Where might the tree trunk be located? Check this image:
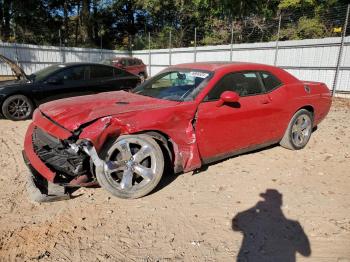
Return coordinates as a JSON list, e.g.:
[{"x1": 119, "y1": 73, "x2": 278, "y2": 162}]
[
  {"x1": 63, "y1": 1, "x2": 69, "y2": 45},
  {"x1": 75, "y1": 2, "x2": 80, "y2": 46},
  {"x1": 1, "y1": 0, "x2": 11, "y2": 40},
  {"x1": 81, "y1": 0, "x2": 91, "y2": 45}
]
